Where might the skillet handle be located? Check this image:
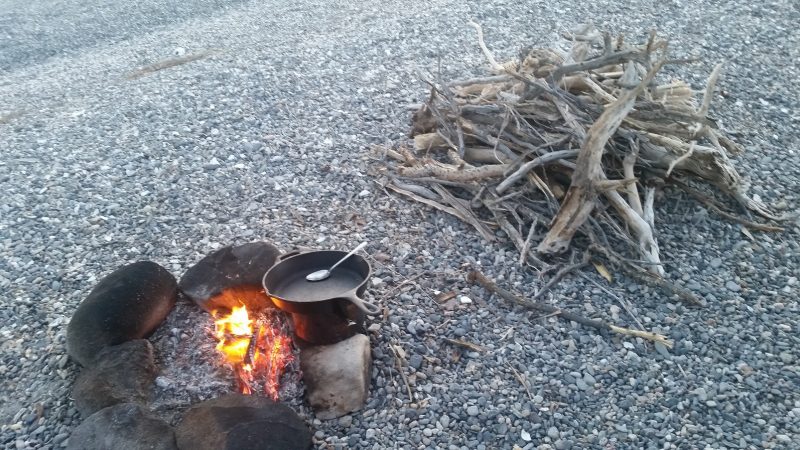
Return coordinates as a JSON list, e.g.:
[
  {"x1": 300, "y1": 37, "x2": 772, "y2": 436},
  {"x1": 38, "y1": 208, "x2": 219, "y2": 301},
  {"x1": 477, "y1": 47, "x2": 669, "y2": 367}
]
[{"x1": 345, "y1": 293, "x2": 381, "y2": 315}]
